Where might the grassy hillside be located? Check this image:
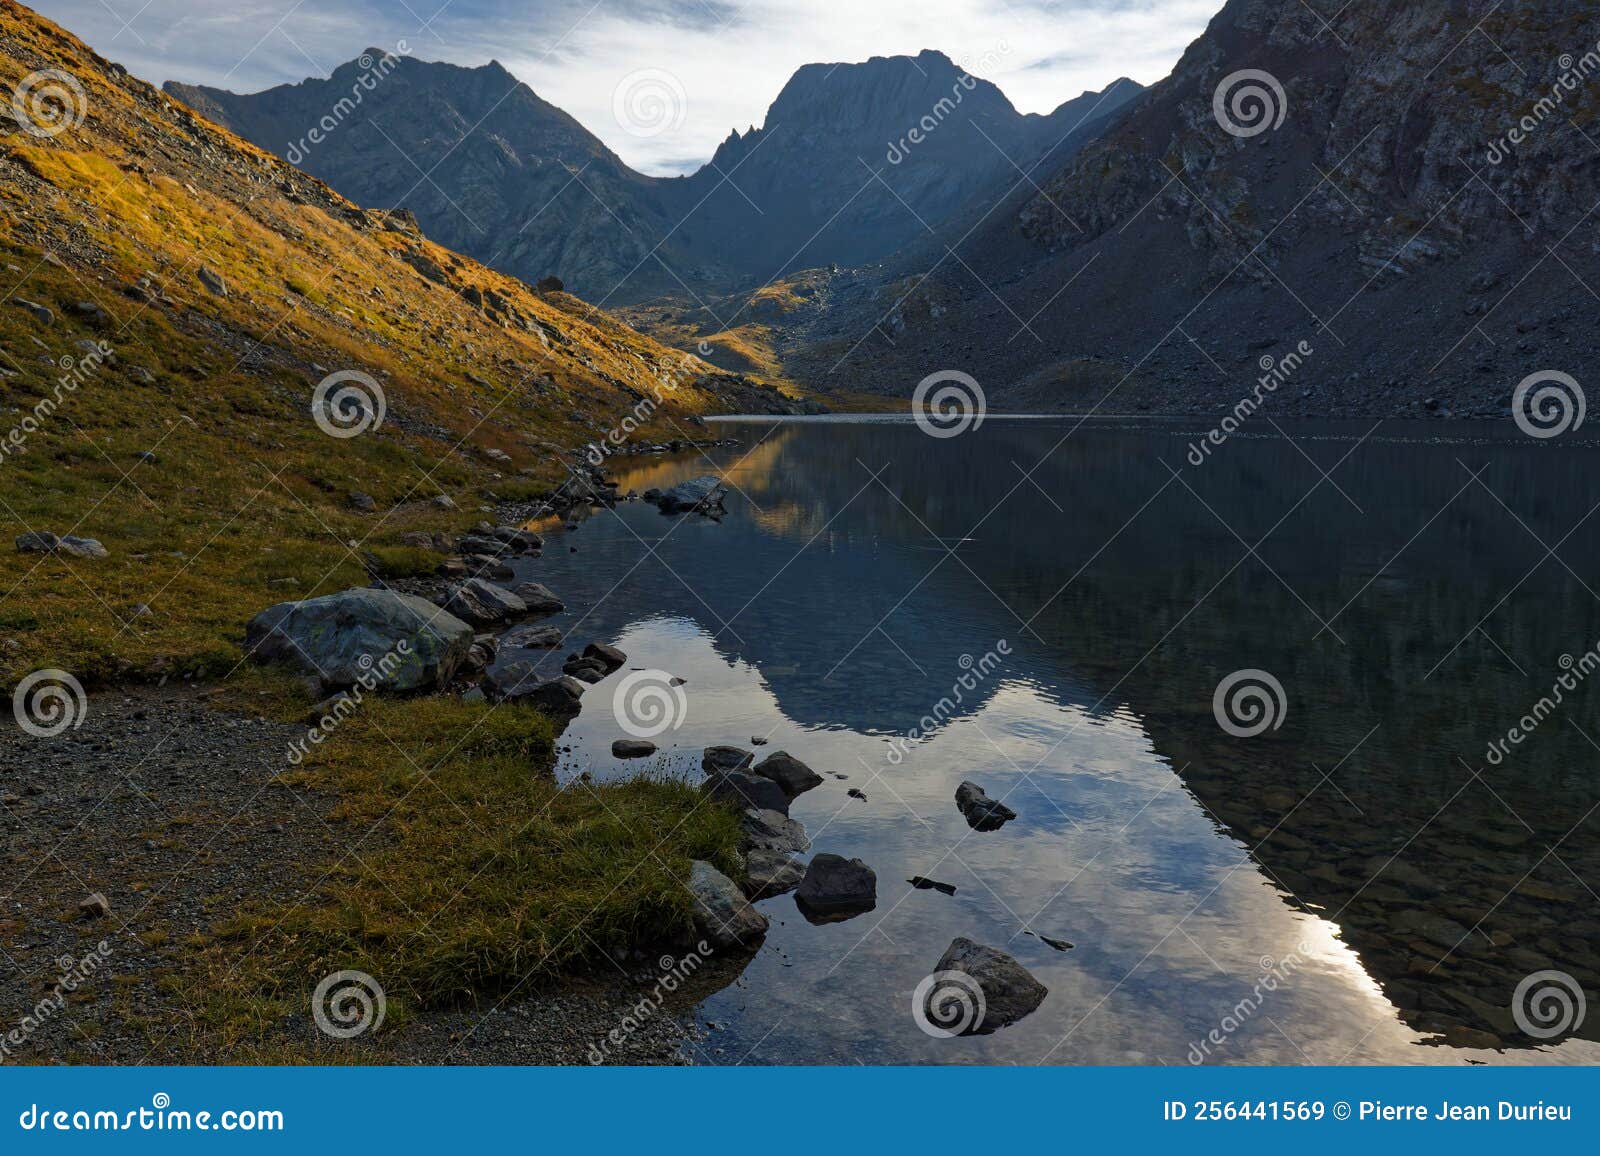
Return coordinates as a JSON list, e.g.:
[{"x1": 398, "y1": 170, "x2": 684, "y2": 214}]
[{"x1": 0, "y1": 0, "x2": 788, "y2": 687}]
